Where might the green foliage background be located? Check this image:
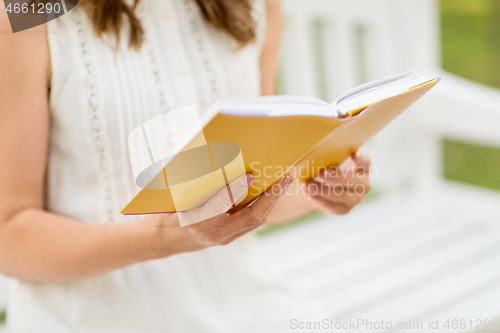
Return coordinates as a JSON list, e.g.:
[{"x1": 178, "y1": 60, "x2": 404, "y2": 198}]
[
  {"x1": 441, "y1": 0, "x2": 500, "y2": 191},
  {"x1": 441, "y1": 0, "x2": 500, "y2": 88}
]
